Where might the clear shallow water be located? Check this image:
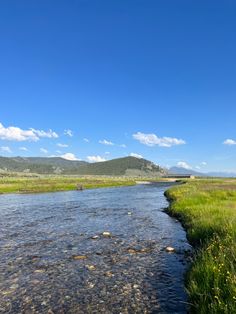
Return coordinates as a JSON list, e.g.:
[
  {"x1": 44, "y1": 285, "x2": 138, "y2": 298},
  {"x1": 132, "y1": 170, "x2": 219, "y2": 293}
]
[{"x1": 0, "y1": 183, "x2": 191, "y2": 313}]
